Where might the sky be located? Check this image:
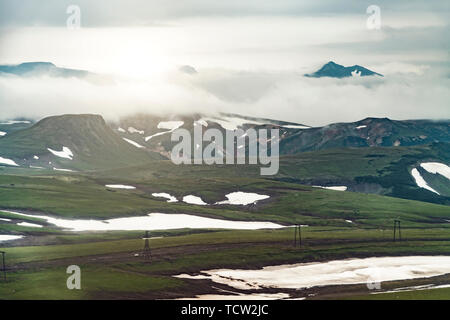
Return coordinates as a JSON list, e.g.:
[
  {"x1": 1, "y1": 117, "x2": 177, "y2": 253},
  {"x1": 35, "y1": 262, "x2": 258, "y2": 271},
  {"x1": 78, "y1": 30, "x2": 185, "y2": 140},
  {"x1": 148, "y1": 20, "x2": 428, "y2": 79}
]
[{"x1": 0, "y1": 0, "x2": 448, "y2": 125}]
